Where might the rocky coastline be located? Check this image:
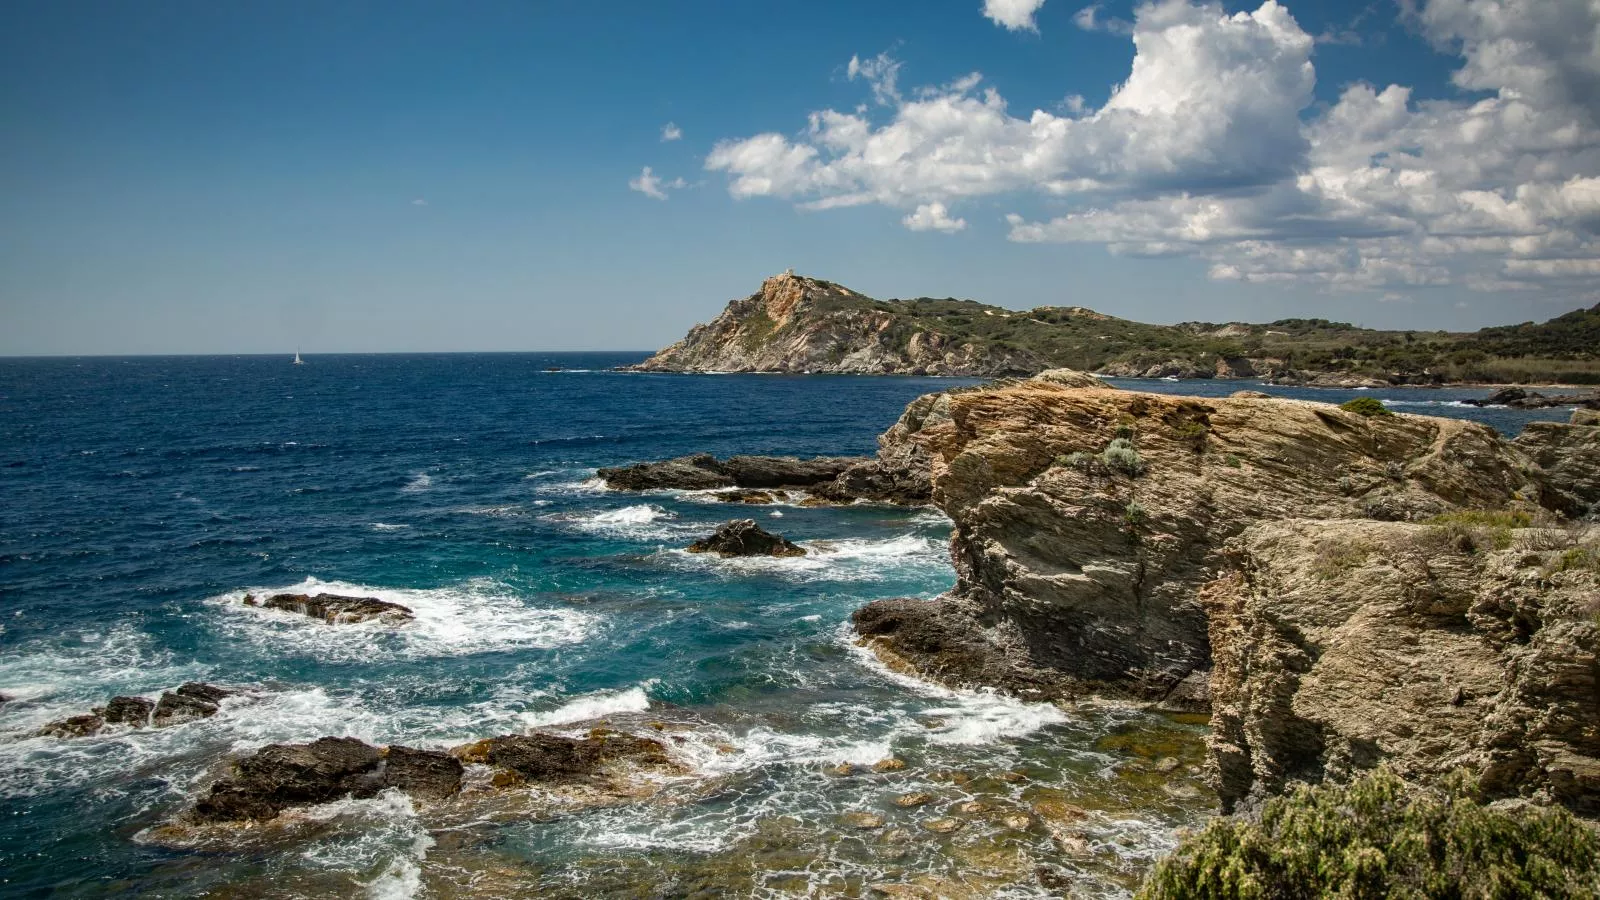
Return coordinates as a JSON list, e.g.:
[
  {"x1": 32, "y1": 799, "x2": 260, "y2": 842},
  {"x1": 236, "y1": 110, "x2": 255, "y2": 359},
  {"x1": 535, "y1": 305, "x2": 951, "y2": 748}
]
[{"x1": 610, "y1": 369, "x2": 1599, "y2": 826}]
